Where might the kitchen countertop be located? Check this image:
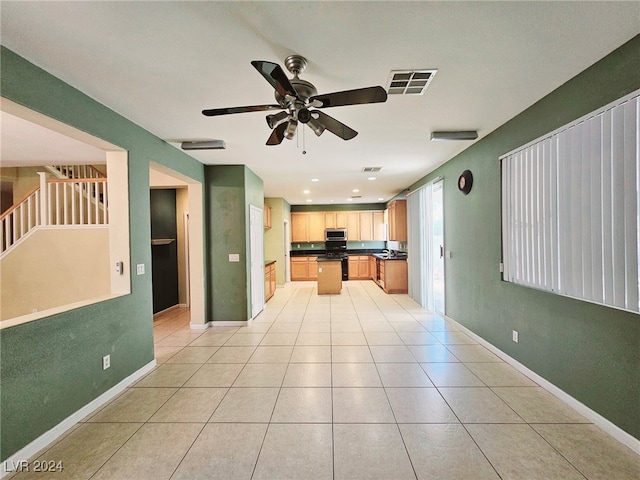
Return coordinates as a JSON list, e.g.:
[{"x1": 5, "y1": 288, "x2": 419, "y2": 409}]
[
  {"x1": 315, "y1": 256, "x2": 343, "y2": 262},
  {"x1": 370, "y1": 253, "x2": 408, "y2": 261}
]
